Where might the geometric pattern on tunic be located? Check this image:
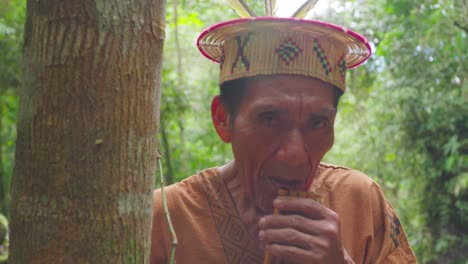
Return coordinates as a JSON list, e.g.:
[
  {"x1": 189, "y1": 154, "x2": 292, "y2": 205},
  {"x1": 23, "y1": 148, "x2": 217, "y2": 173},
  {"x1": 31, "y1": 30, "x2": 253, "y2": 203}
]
[
  {"x1": 203, "y1": 173, "x2": 262, "y2": 264},
  {"x1": 386, "y1": 203, "x2": 402, "y2": 249}
]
